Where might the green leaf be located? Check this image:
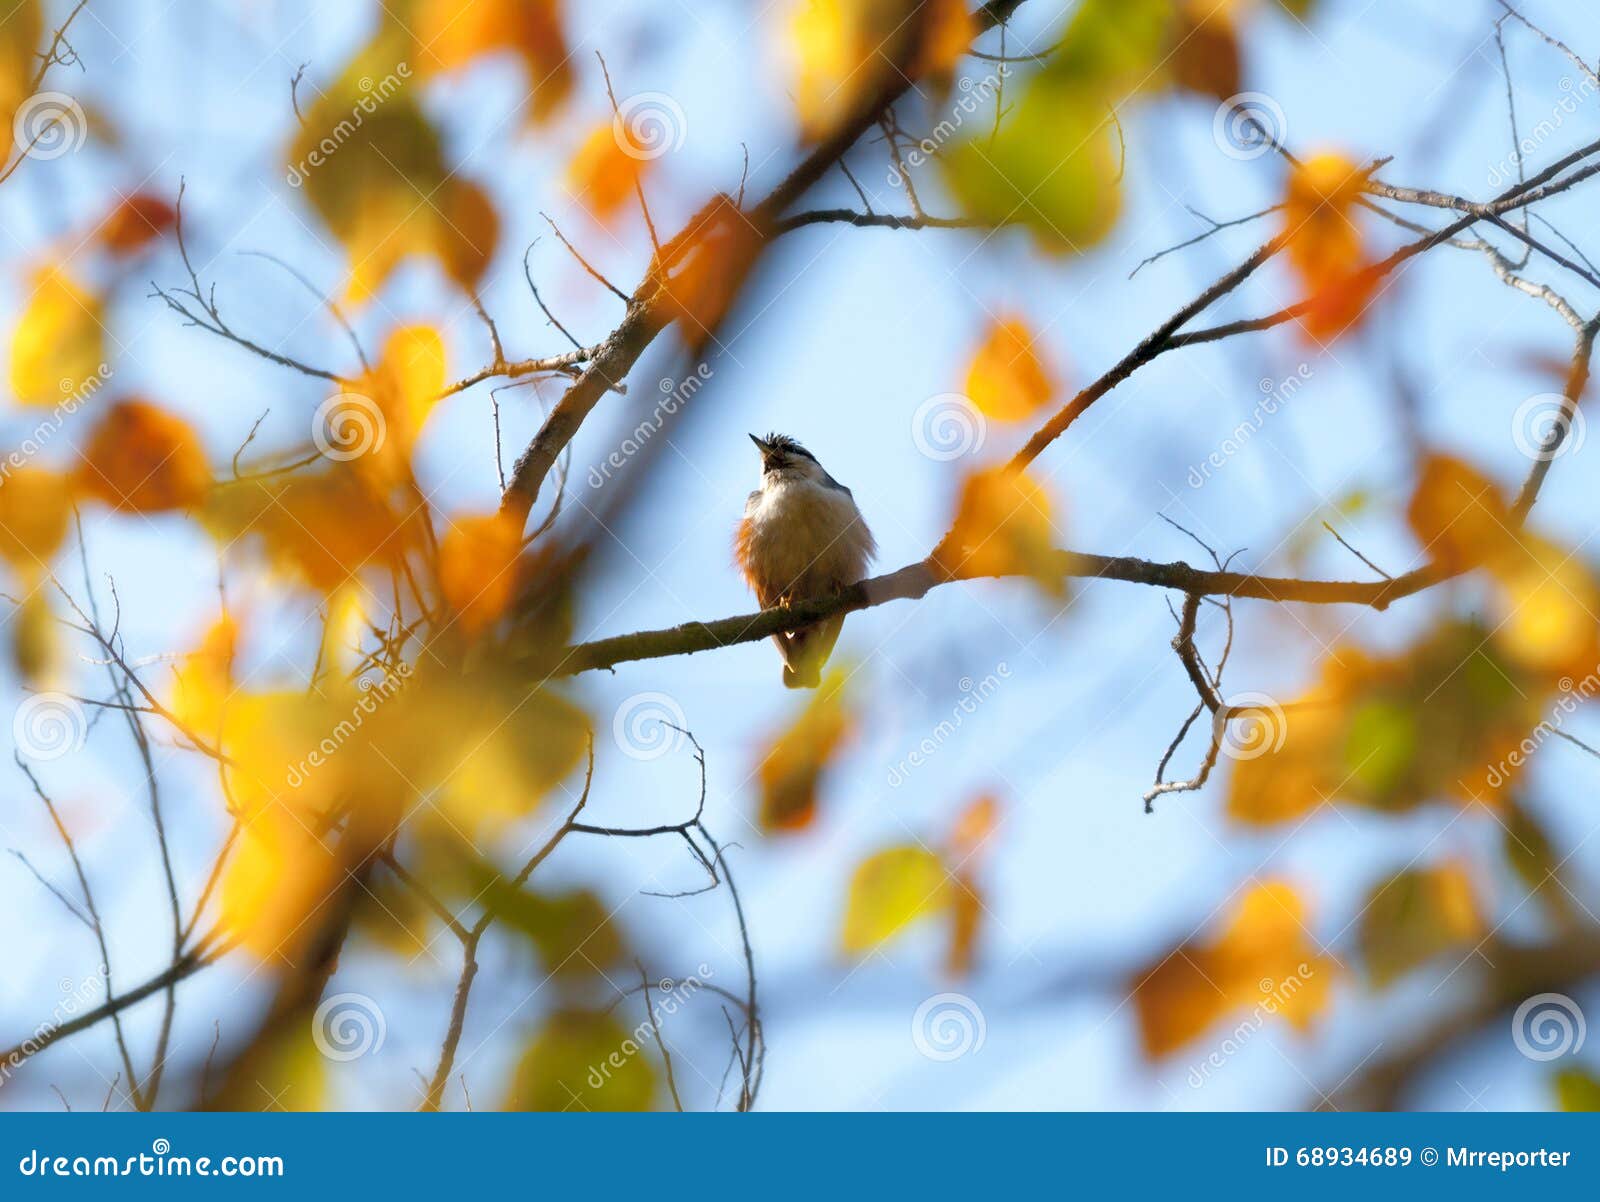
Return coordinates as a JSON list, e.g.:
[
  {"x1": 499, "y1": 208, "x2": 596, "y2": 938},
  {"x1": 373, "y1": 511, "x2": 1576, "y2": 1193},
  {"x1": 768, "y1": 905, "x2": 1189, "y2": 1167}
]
[
  {"x1": 841, "y1": 845, "x2": 950, "y2": 954},
  {"x1": 1556, "y1": 1068, "x2": 1600, "y2": 1111},
  {"x1": 1357, "y1": 863, "x2": 1483, "y2": 987},
  {"x1": 504, "y1": 1010, "x2": 655, "y2": 1112},
  {"x1": 485, "y1": 884, "x2": 627, "y2": 978}
]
